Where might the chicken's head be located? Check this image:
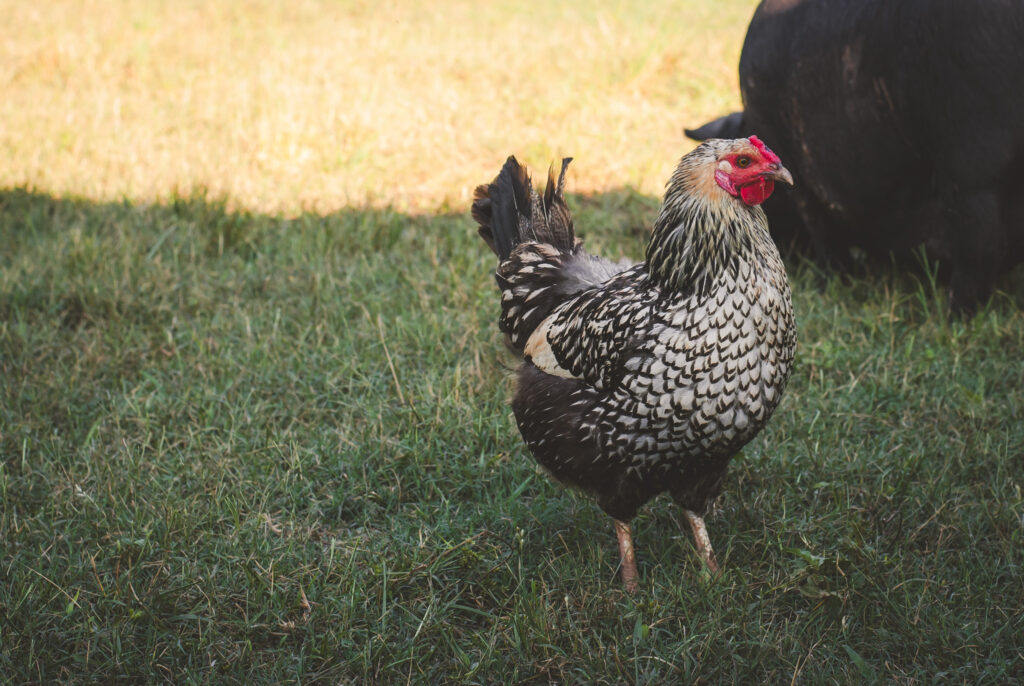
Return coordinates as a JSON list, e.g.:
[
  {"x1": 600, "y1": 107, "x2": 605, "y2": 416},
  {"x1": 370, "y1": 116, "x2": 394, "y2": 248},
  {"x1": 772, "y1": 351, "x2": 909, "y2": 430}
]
[
  {"x1": 649, "y1": 136, "x2": 794, "y2": 291},
  {"x1": 710, "y1": 136, "x2": 793, "y2": 206}
]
